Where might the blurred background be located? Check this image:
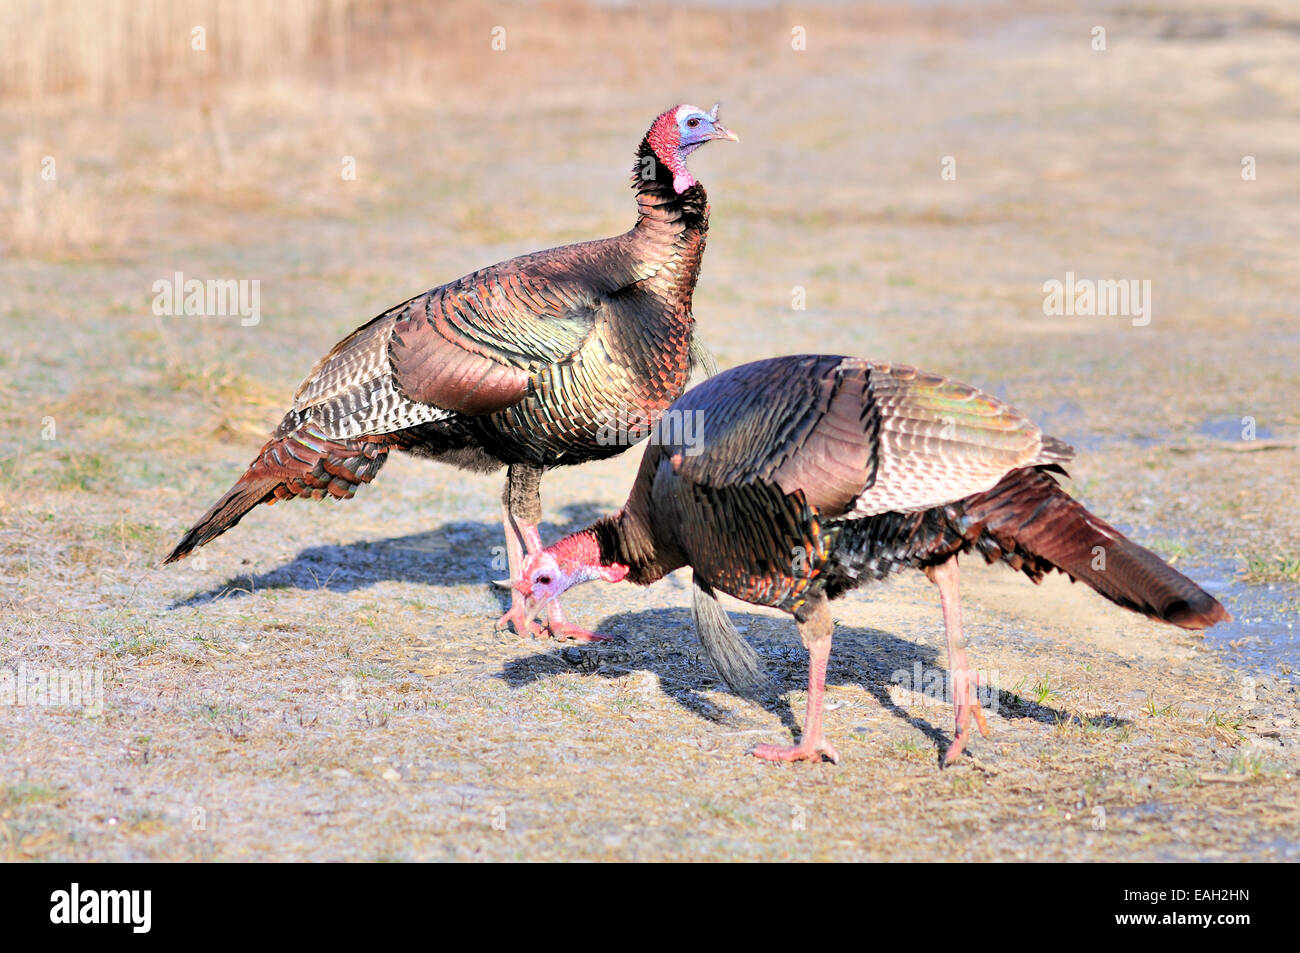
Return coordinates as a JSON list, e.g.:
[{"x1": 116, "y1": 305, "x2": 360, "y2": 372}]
[{"x1": 1, "y1": 0, "x2": 1296, "y2": 860}]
